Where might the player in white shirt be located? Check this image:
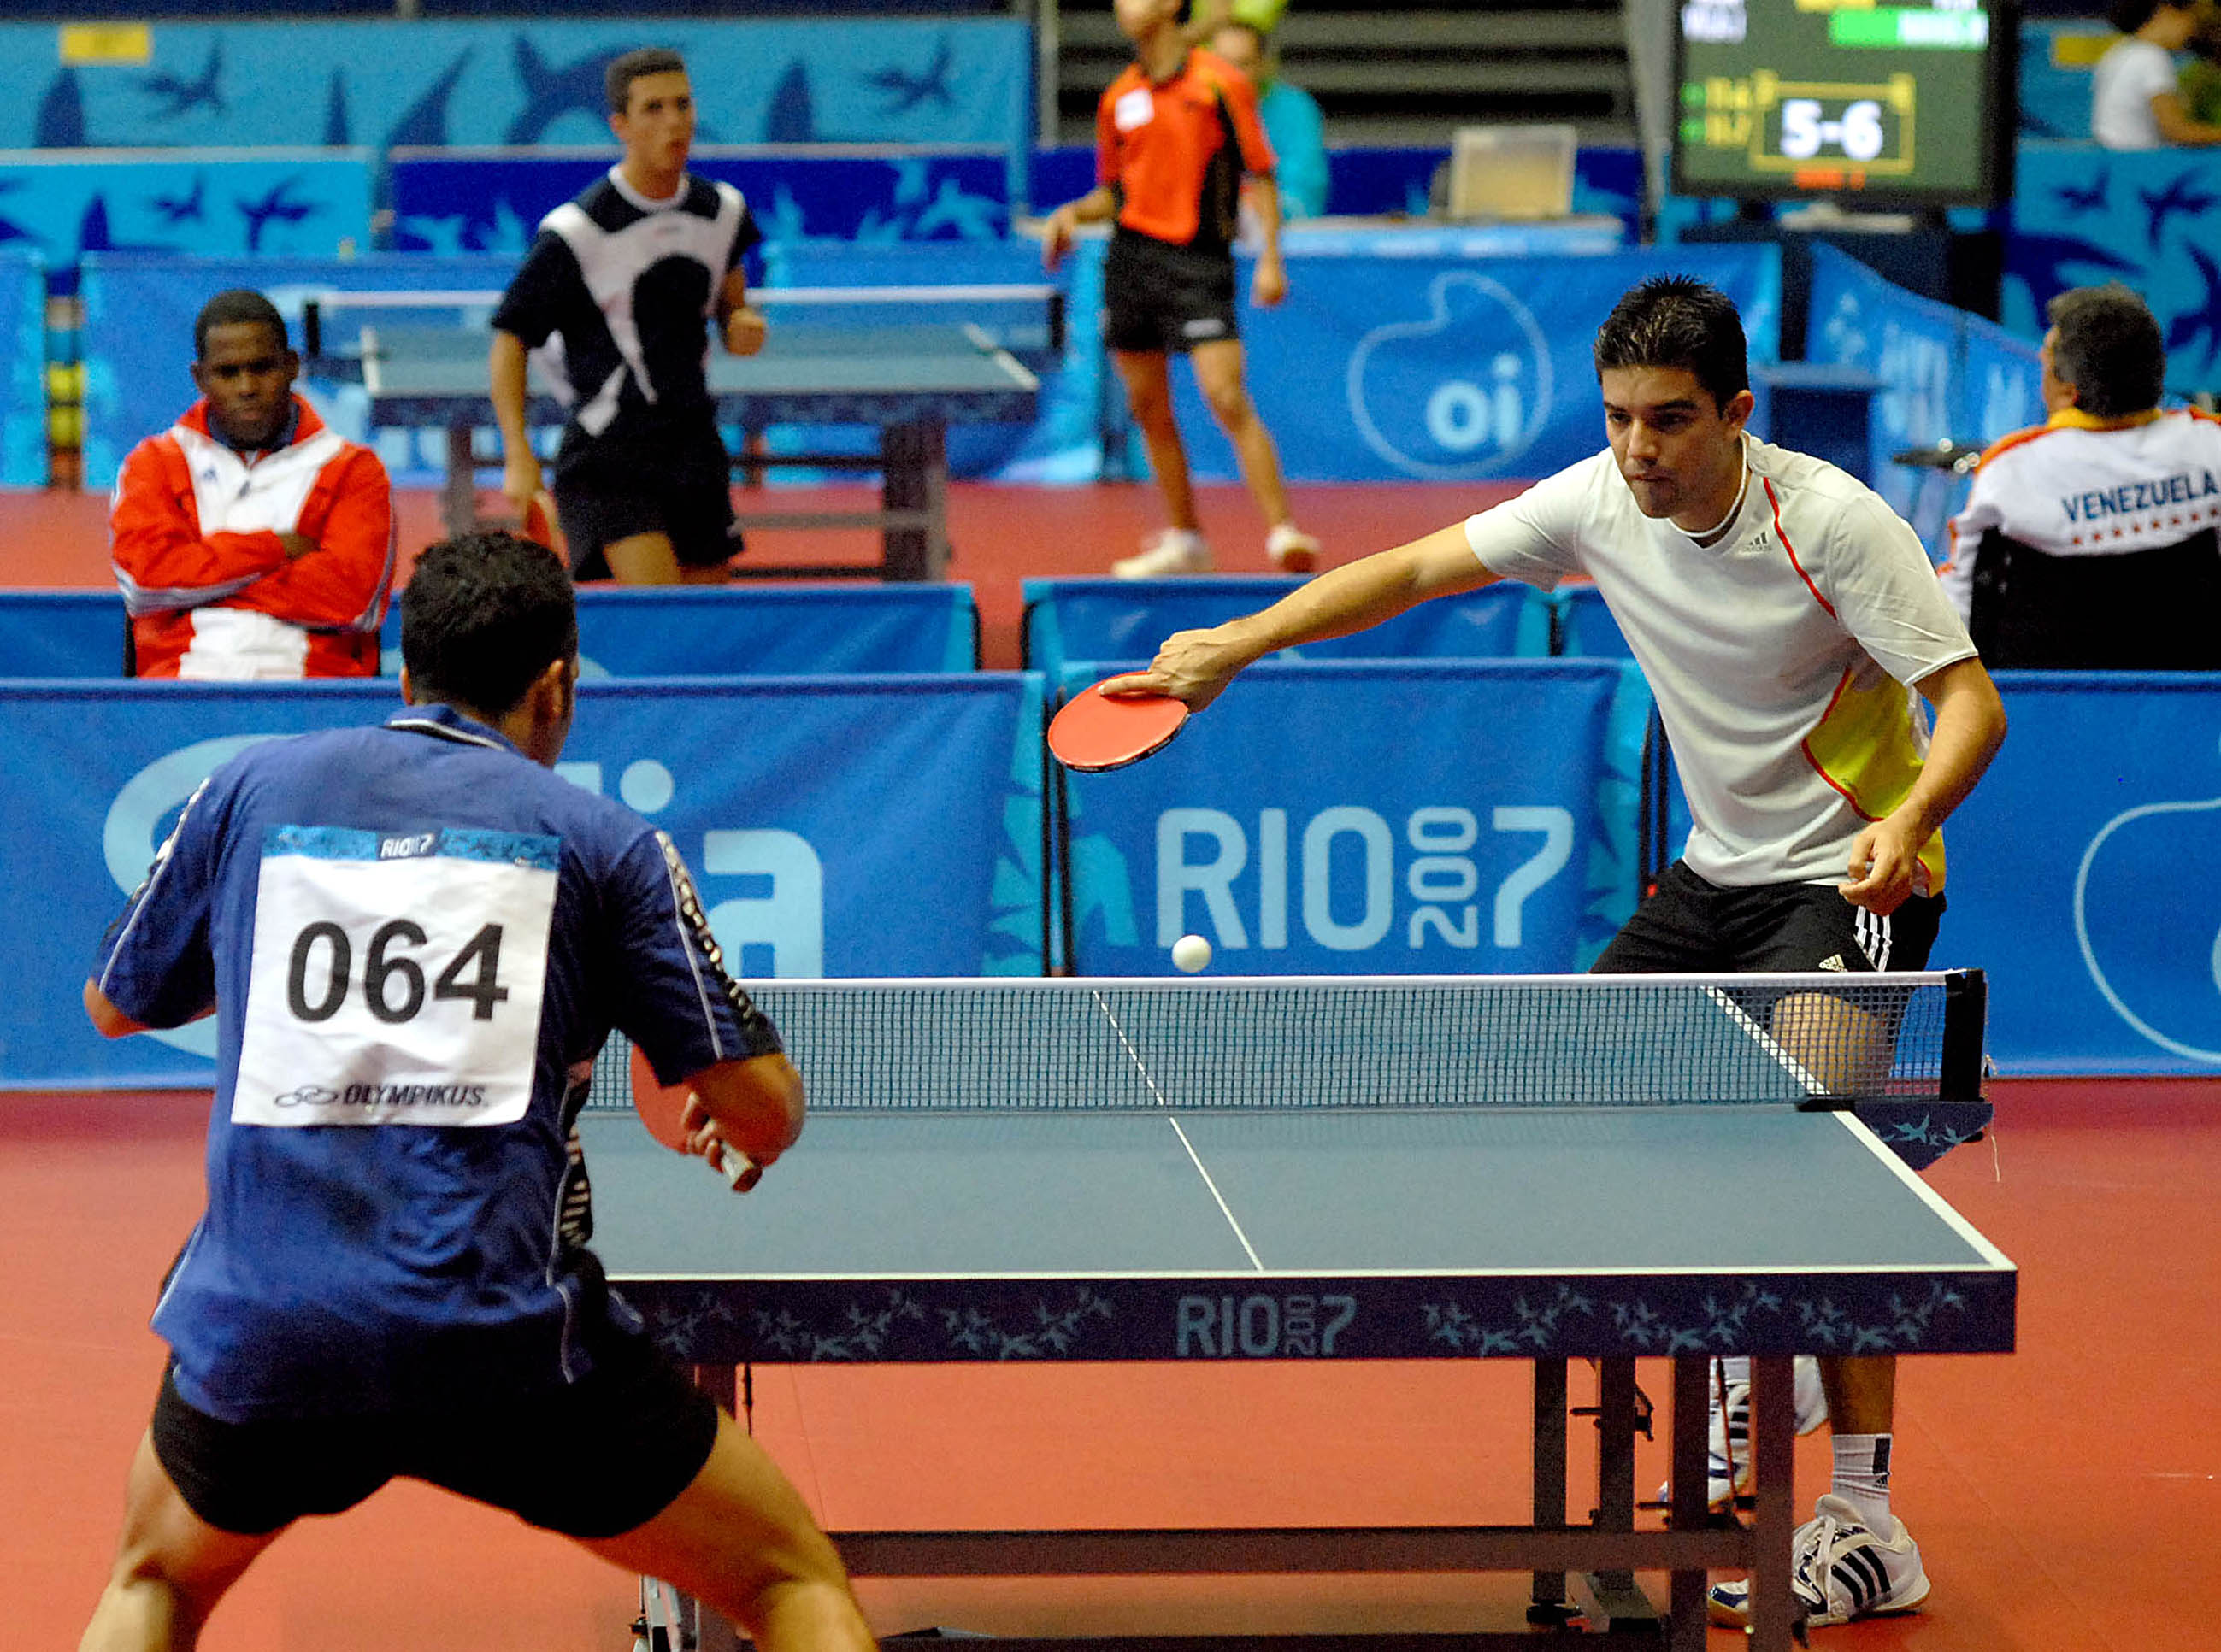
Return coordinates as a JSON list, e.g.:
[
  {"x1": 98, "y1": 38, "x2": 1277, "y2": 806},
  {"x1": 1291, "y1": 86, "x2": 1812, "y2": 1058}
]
[
  {"x1": 1105, "y1": 276, "x2": 2009, "y2": 1630},
  {"x1": 2092, "y1": 0, "x2": 2221, "y2": 149},
  {"x1": 1945, "y1": 281, "x2": 2221, "y2": 667}
]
